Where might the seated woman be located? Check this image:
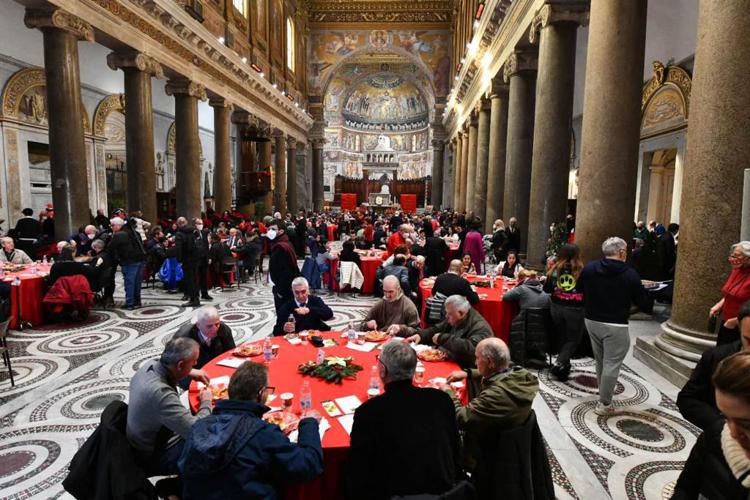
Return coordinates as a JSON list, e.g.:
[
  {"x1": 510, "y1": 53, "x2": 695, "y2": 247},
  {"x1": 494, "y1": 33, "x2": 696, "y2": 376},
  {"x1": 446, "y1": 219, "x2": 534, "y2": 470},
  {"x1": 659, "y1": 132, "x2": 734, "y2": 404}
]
[
  {"x1": 502, "y1": 269, "x2": 552, "y2": 367},
  {"x1": 44, "y1": 244, "x2": 95, "y2": 322},
  {"x1": 339, "y1": 240, "x2": 361, "y2": 269},
  {"x1": 47, "y1": 244, "x2": 93, "y2": 288},
  {"x1": 495, "y1": 251, "x2": 524, "y2": 278},
  {"x1": 460, "y1": 253, "x2": 476, "y2": 275}
]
